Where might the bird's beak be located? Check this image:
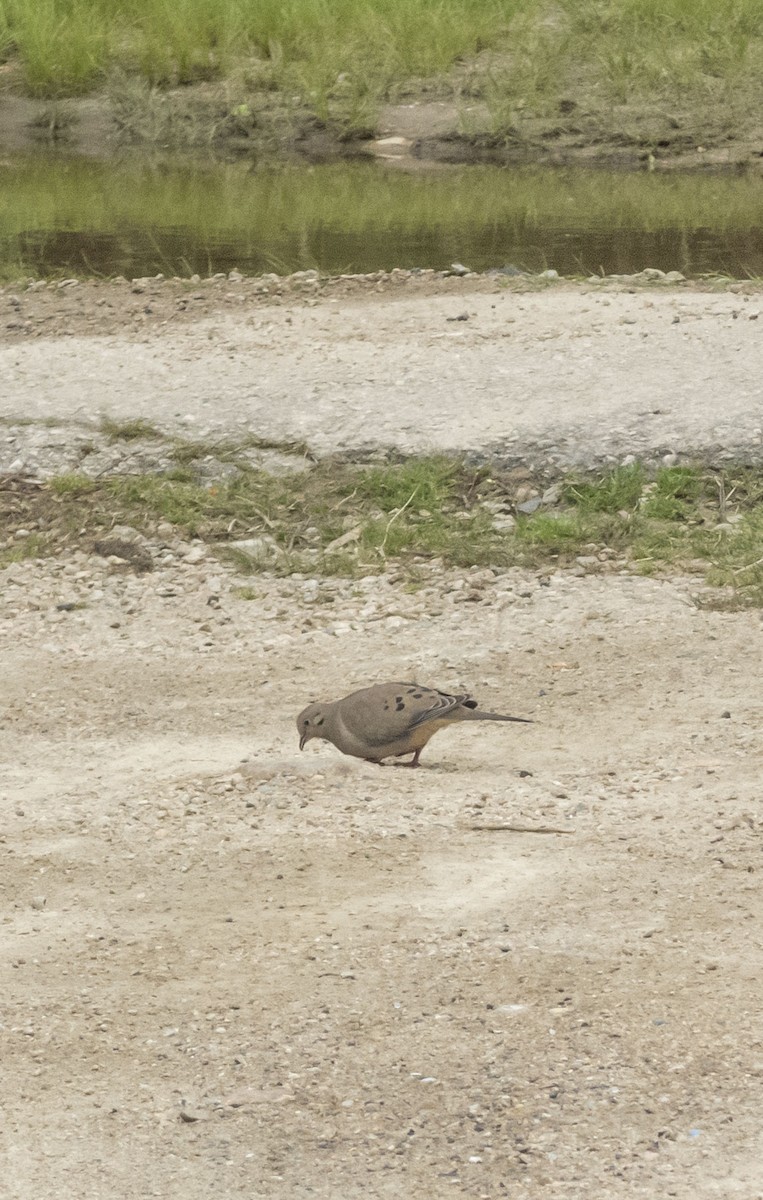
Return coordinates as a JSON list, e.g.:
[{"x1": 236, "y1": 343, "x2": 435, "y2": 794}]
[{"x1": 299, "y1": 733, "x2": 307, "y2": 751}]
